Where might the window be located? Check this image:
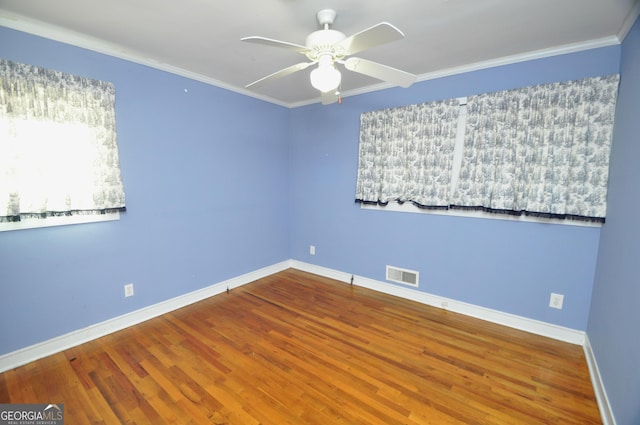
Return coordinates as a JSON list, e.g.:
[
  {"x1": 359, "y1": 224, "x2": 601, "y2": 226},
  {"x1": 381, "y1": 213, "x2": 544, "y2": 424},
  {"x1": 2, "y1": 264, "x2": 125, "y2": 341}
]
[
  {"x1": 355, "y1": 75, "x2": 620, "y2": 224},
  {"x1": 0, "y1": 59, "x2": 126, "y2": 231},
  {"x1": 355, "y1": 98, "x2": 460, "y2": 209}
]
